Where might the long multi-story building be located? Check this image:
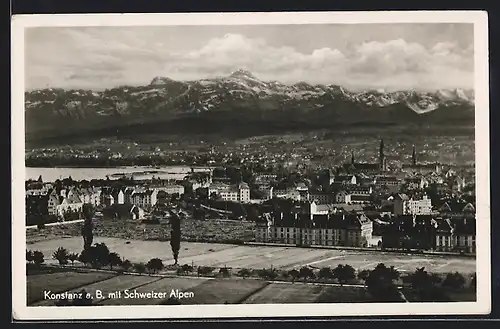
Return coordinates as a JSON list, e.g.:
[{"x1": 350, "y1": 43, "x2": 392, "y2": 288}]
[{"x1": 255, "y1": 211, "x2": 373, "y2": 247}]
